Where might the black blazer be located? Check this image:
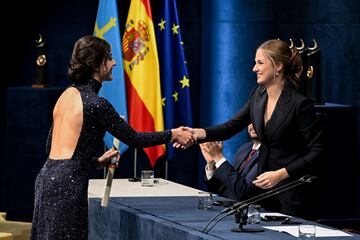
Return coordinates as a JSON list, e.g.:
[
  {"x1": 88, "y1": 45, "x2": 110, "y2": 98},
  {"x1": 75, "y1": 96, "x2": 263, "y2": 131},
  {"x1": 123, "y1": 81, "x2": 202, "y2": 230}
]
[
  {"x1": 206, "y1": 142, "x2": 259, "y2": 201},
  {"x1": 204, "y1": 85, "x2": 323, "y2": 218}
]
